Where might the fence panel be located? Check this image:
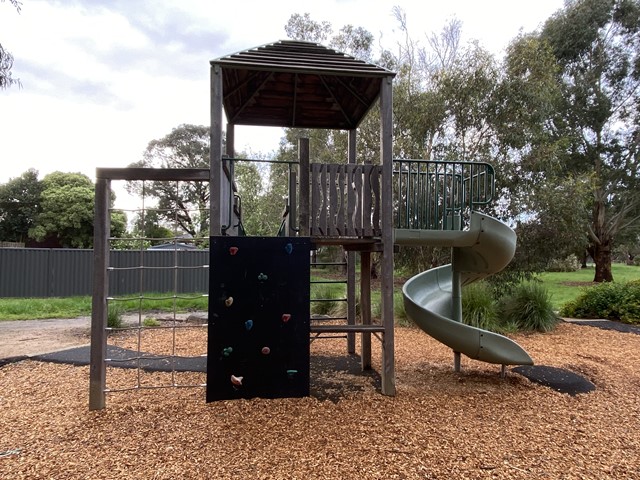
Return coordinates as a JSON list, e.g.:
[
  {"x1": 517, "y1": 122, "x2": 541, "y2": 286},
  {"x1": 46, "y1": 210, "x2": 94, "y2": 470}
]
[{"x1": 0, "y1": 248, "x2": 209, "y2": 298}]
